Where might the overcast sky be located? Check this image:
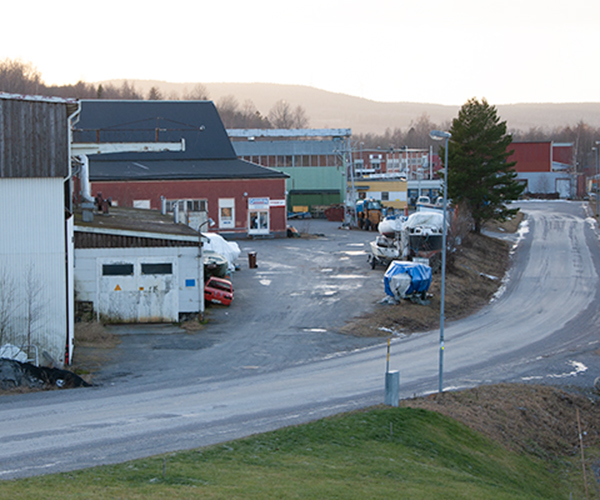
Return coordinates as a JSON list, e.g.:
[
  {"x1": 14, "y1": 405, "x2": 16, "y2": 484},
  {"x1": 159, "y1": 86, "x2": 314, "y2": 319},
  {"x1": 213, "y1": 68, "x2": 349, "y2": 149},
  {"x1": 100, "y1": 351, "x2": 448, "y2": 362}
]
[{"x1": 3, "y1": 0, "x2": 598, "y2": 105}]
